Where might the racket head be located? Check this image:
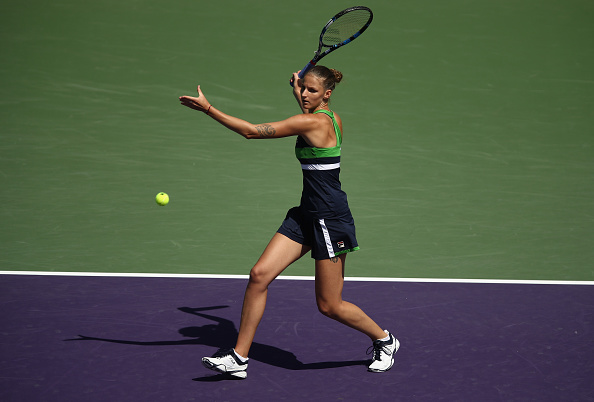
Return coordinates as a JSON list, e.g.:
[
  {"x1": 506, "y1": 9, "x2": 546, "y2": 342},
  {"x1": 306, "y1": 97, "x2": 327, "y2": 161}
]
[
  {"x1": 320, "y1": 6, "x2": 373, "y2": 48},
  {"x1": 292, "y1": 6, "x2": 373, "y2": 84}
]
